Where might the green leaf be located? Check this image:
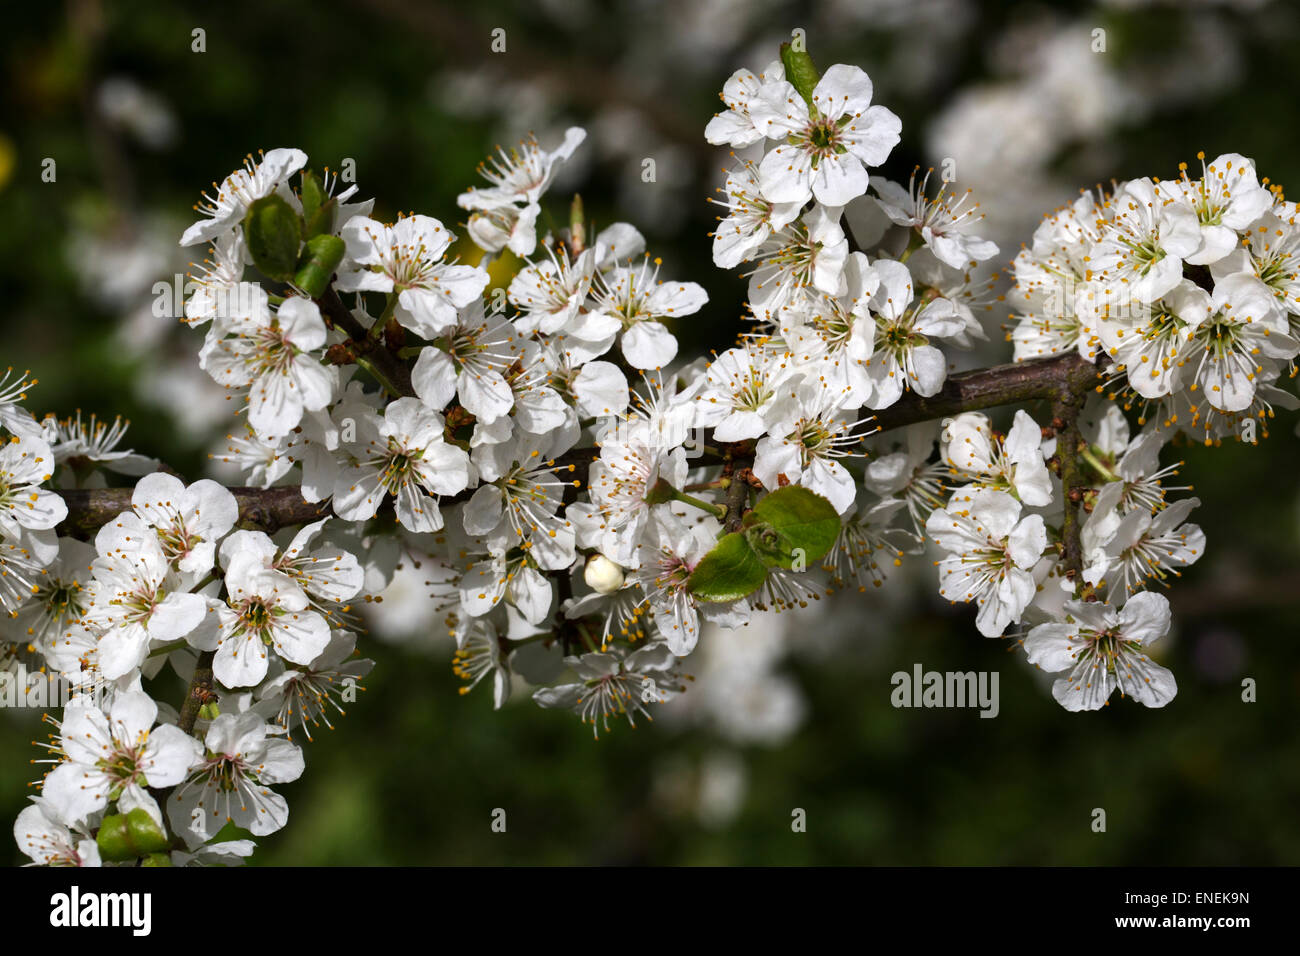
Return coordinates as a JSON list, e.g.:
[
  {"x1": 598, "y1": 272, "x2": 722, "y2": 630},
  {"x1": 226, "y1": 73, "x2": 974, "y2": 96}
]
[
  {"x1": 243, "y1": 194, "x2": 302, "y2": 280},
  {"x1": 686, "y1": 532, "x2": 768, "y2": 603},
  {"x1": 300, "y1": 168, "x2": 336, "y2": 239},
  {"x1": 741, "y1": 485, "x2": 840, "y2": 569},
  {"x1": 300, "y1": 169, "x2": 326, "y2": 223},
  {"x1": 294, "y1": 234, "x2": 346, "y2": 298},
  {"x1": 780, "y1": 41, "x2": 821, "y2": 110},
  {"x1": 304, "y1": 198, "x2": 337, "y2": 239}
]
